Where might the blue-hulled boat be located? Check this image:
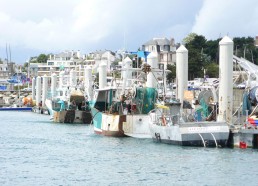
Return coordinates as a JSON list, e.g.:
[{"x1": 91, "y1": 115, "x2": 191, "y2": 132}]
[{"x1": 0, "y1": 107, "x2": 32, "y2": 111}]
